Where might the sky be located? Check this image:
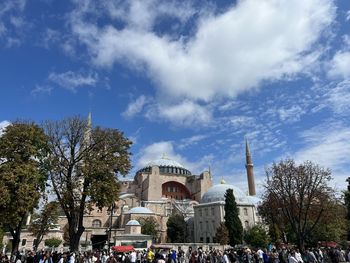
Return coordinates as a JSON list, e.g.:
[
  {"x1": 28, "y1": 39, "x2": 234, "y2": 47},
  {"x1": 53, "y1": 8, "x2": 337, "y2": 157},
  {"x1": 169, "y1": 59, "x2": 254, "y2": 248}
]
[{"x1": 1, "y1": 0, "x2": 350, "y2": 195}]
